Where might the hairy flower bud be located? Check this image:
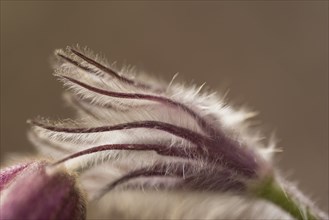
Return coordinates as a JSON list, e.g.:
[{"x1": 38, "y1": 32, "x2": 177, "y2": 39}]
[
  {"x1": 0, "y1": 161, "x2": 86, "y2": 220},
  {"x1": 0, "y1": 162, "x2": 31, "y2": 192},
  {"x1": 24, "y1": 46, "x2": 328, "y2": 219}
]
